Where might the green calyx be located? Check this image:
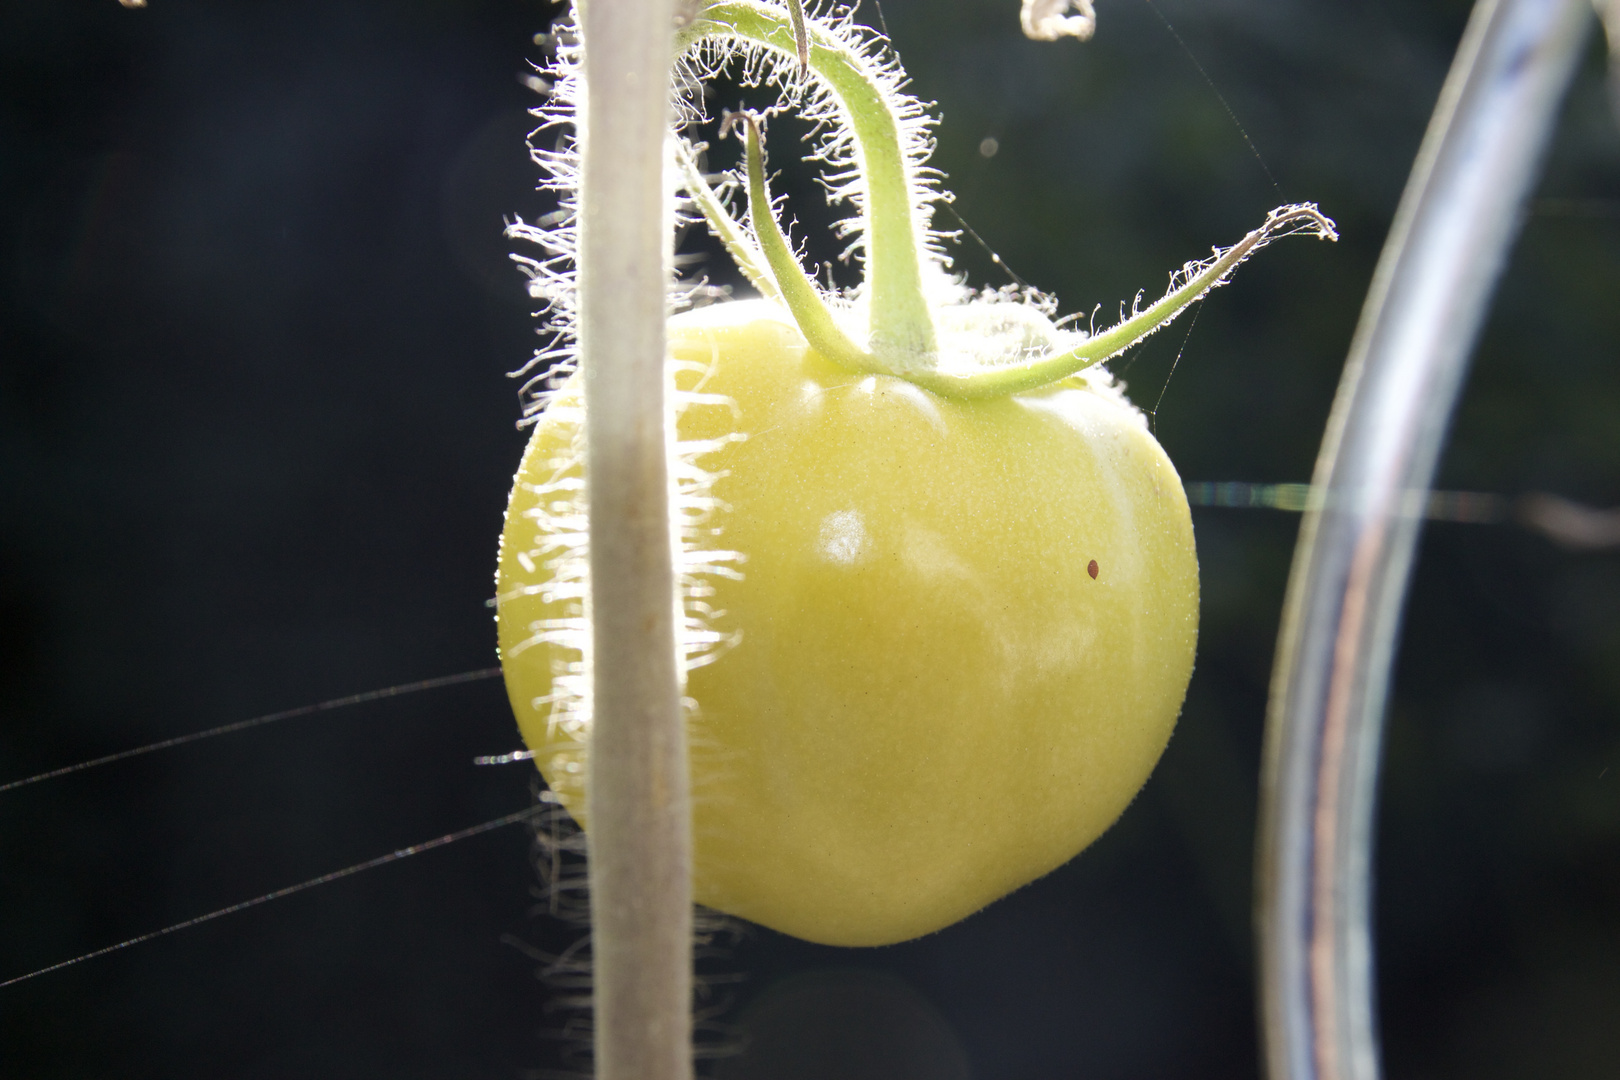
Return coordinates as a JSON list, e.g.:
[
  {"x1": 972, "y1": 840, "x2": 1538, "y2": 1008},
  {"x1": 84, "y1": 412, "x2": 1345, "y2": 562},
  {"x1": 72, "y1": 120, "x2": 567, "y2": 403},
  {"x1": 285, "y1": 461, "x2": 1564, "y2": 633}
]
[
  {"x1": 674, "y1": 0, "x2": 1338, "y2": 401},
  {"x1": 734, "y1": 111, "x2": 882, "y2": 375}
]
